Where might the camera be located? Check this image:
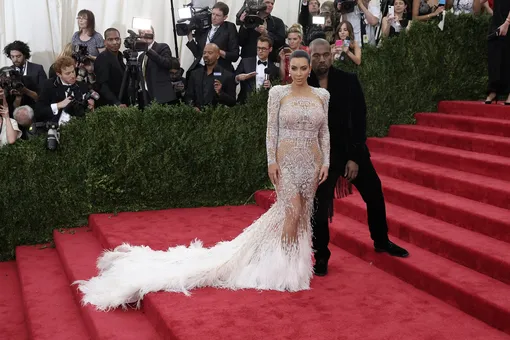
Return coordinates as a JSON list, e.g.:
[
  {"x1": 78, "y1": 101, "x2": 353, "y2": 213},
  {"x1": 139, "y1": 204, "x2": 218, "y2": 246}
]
[
  {"x1": 46, "y1": 122, "x2": 59, "y2": 151},
  {"x1": 236, "y1": 0, "x2": 267, "y2": 29},
  {"x1": 0, "y1": 66, "x2": 25, "y2": 94},
  {"x1": 334, "y1": 0, "x2": 357, "y2": 14},
  {"x1": 176, "y1": 6, "x2": 212, "y2": 36},
  {"x1": 64, "y1": 90, "x2": 100, "y2": 117},
  {"x1": 72, "y1": 44, "x2": 90, "y2": 64}
]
